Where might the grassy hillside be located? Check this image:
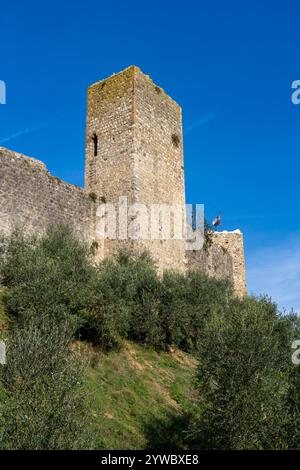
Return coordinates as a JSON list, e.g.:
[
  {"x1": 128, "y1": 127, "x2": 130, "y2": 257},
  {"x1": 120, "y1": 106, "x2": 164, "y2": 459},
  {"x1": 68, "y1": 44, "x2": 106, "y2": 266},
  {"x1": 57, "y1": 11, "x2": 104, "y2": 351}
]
[
  {"x1": 0, "y1": 286, "x2": 197, "y2": 449},
  {"x1": 84, "y1": 341, "x2": 198, "y2": 450}
]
